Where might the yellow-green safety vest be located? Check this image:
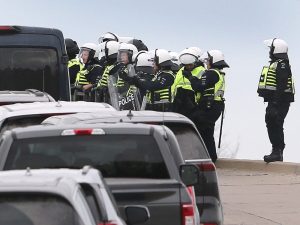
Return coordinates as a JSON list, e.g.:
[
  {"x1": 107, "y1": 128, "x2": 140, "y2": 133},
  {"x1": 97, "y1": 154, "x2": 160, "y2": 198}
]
[
  {"x1": 172, "y1": 66, "x2": 205, "y2": 102},
  {"x1": 75, "y1": 64, "x2": 100, "y2": 86},
  {"x1": 147, "y1": 70, "x2": 175, "y2": 104},
  {"x1": 202, "y1": 69, "x2": 225, "y2": 102},
  {"x1": 97, "y1": 65, "x2": 115, "y2": 87},
  {"x1": 258, "y1": 60, "x2": 294, "y2": 94}
]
